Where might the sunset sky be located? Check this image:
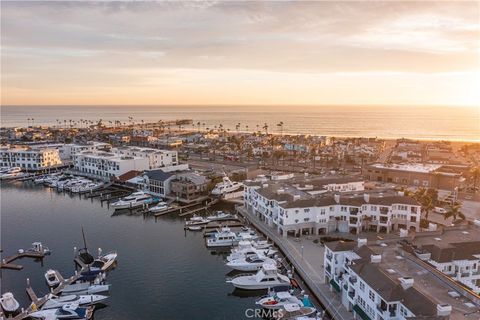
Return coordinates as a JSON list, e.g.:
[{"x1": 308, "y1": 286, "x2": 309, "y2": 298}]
[{"x1": 1, "y1": 1, "x2": 479, "y2": 106}]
